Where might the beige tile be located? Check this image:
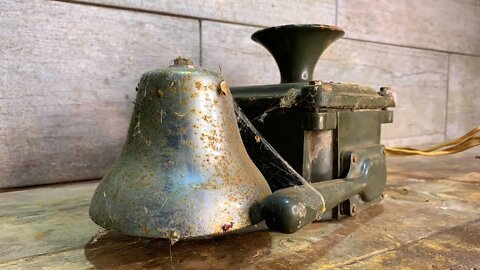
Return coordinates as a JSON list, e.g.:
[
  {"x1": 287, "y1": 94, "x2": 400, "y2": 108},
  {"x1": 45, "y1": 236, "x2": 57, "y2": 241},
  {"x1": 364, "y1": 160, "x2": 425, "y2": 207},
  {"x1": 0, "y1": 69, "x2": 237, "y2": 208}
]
[
  {"x1": 0, "y1": 0, "x2": 199, "y2": 188},
  {"x1": 75, "y1": 0, "x2": 336, "y2": 27},
  {"x1": 446, "y1": 54, "x2": 480, "y2": 139},
  {"x1": 201, "y1": 21, "x2": 279, "y2": 86},
  {"x1": 317, "y1": 39, "x2": 449, "y2": 146},
  {"x1": 338, "y1": 0, "x2": 480, "y2": 55}
]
